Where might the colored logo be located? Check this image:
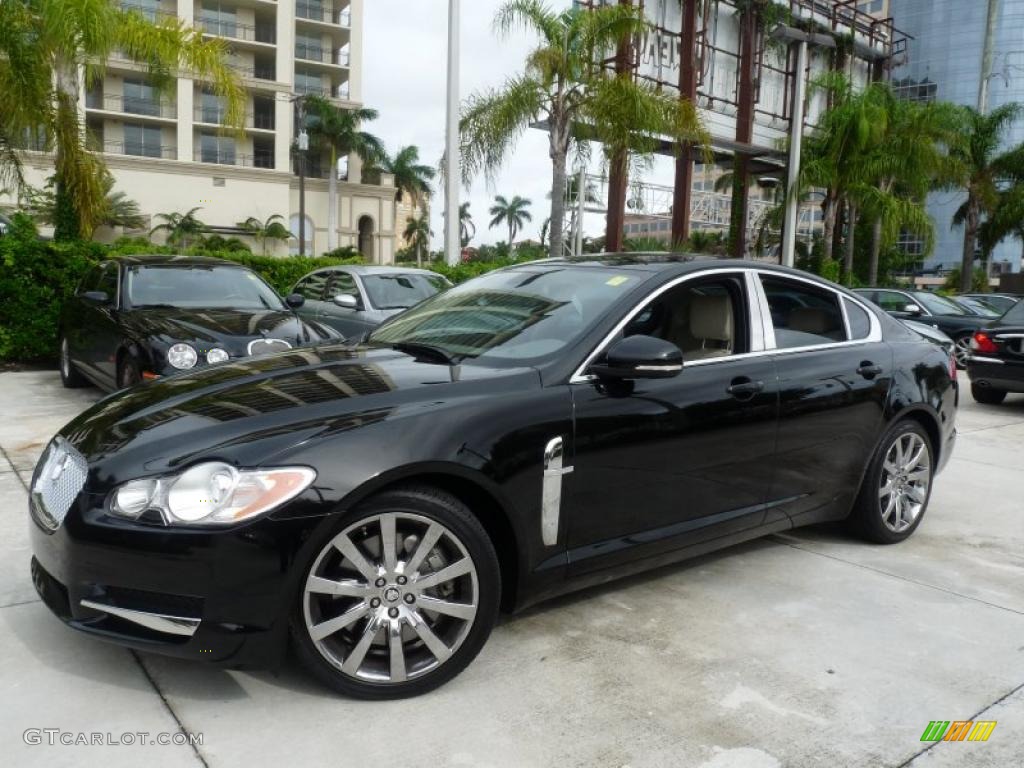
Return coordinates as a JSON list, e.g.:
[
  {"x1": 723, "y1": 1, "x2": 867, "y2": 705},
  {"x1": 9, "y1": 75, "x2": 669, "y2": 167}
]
[{"x1": 921, "y1": 721, "x2": 997, "y2": 742}]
